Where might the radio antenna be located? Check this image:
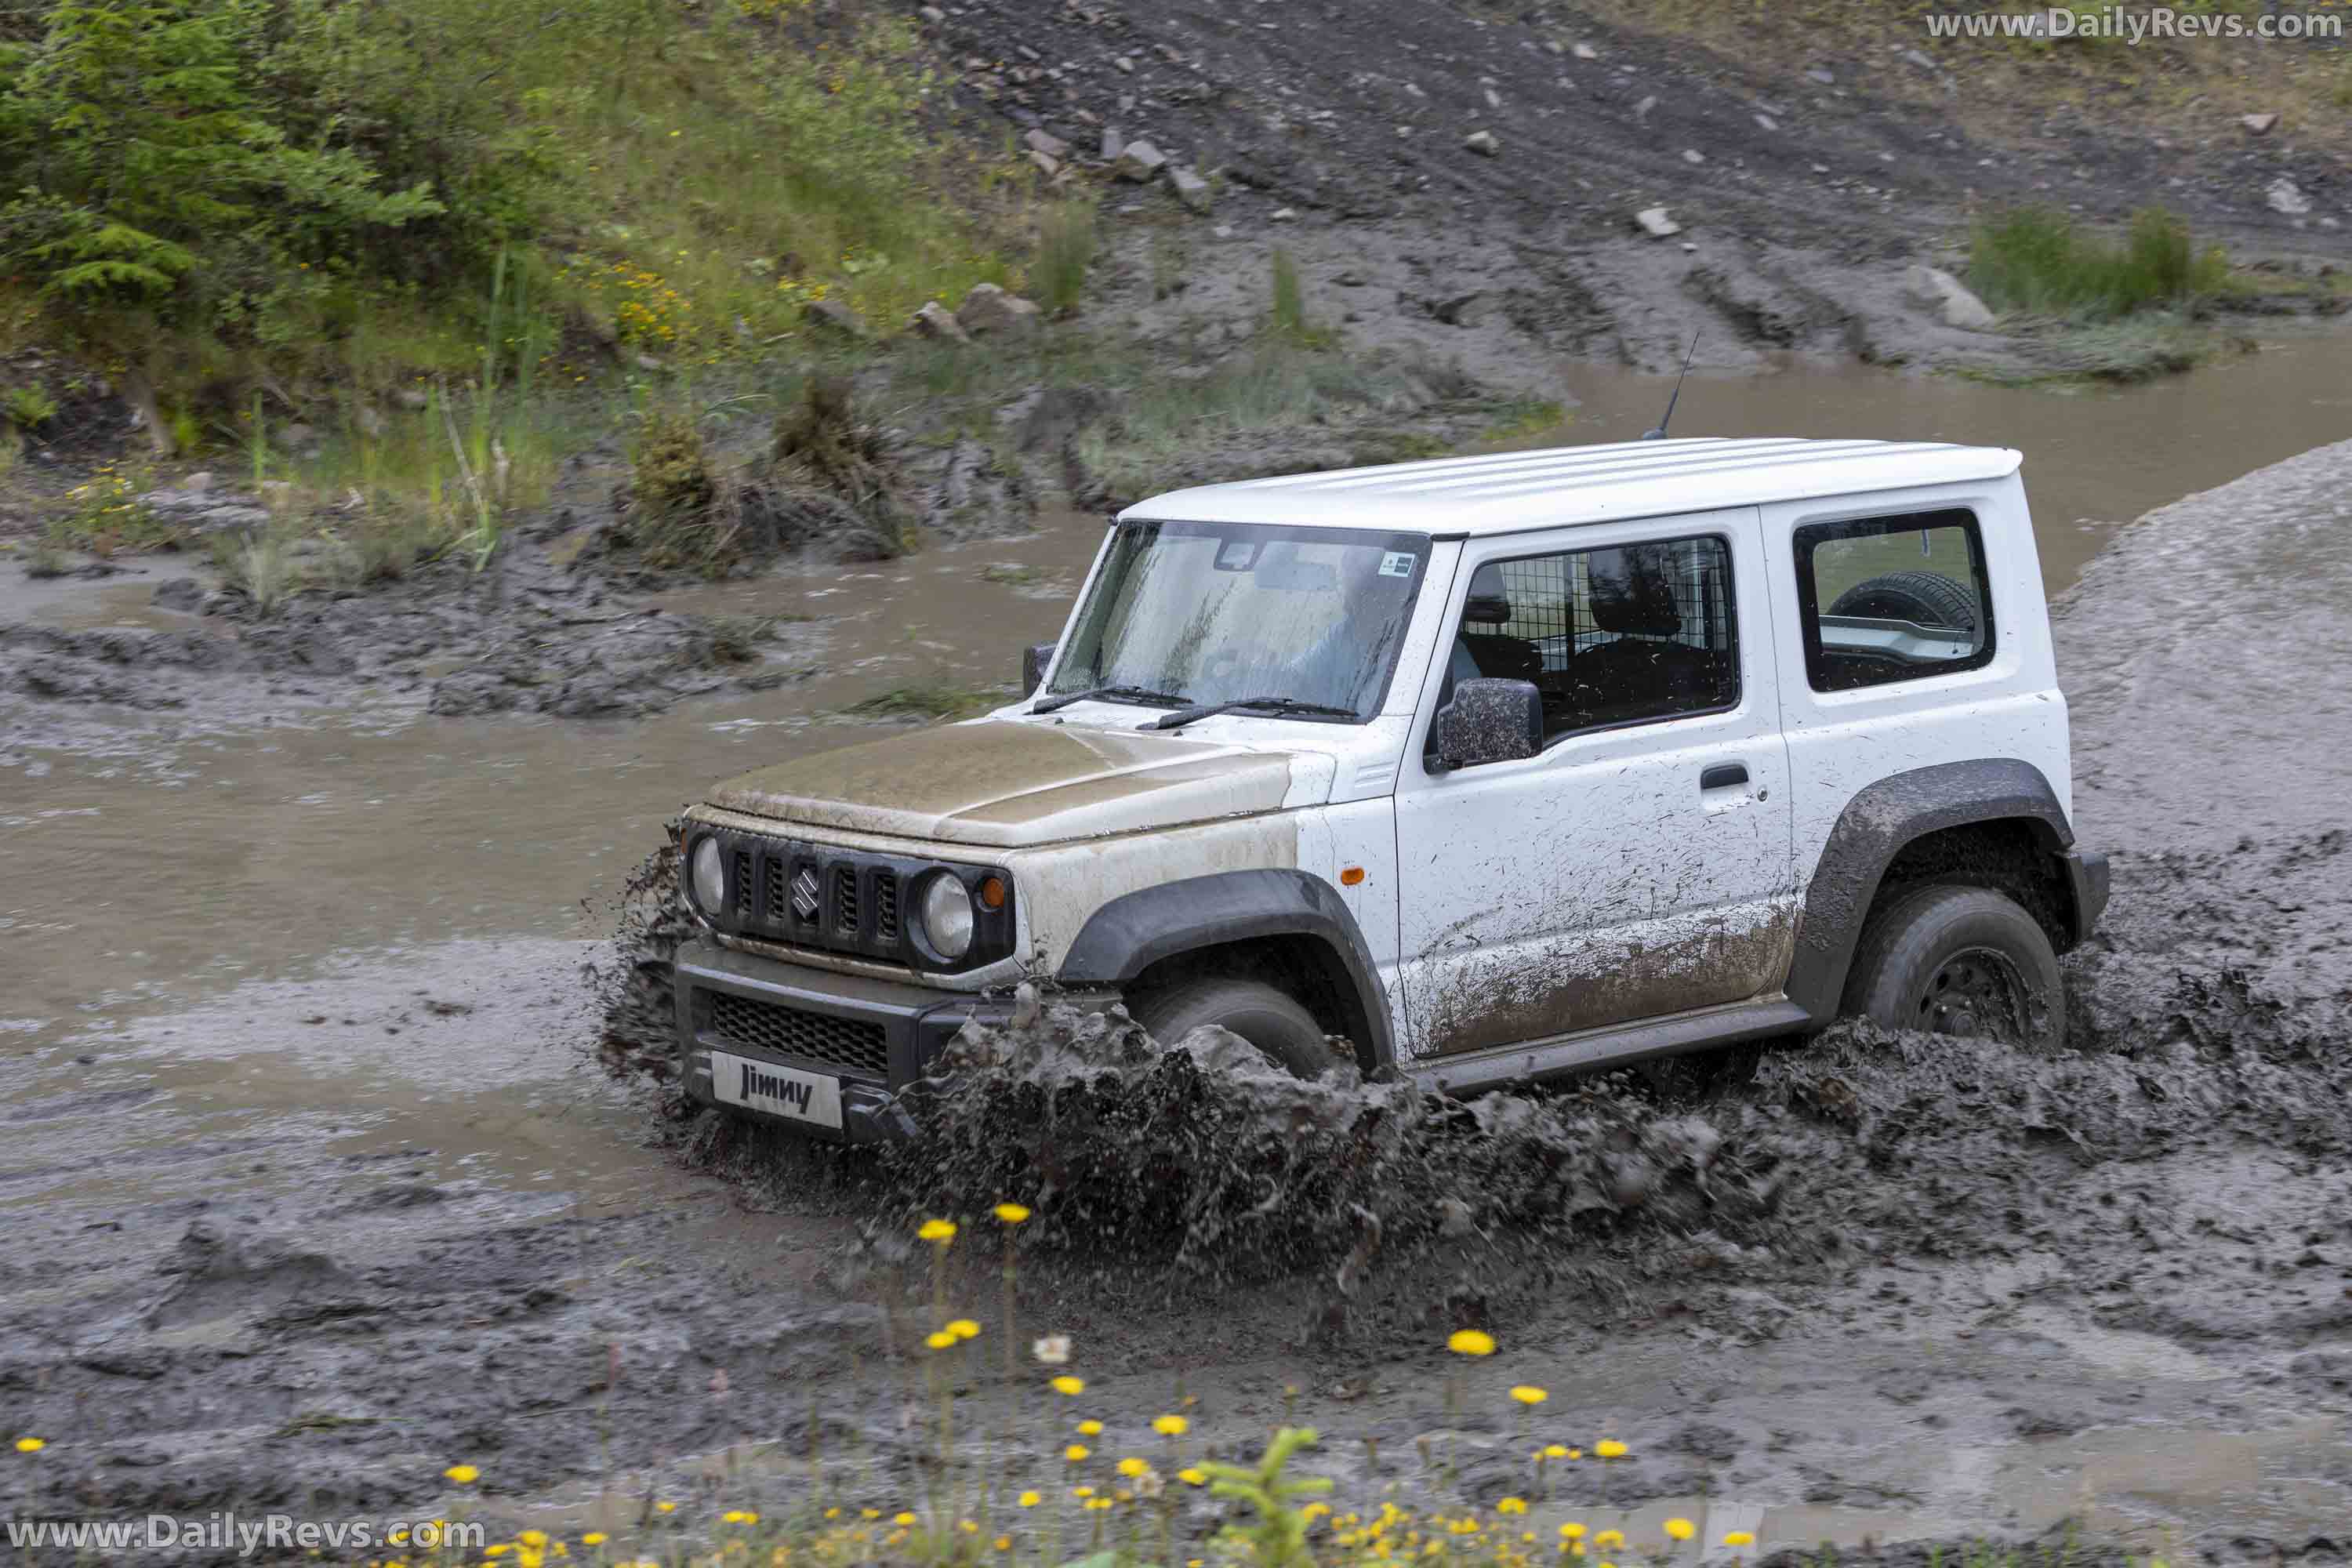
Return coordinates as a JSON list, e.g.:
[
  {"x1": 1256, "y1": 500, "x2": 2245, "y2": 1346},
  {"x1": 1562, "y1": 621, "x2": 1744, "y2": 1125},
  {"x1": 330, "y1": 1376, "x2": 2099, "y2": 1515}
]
[{"x1": 1640, "y1": 330, "x2": 1700, "y2": 440}]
